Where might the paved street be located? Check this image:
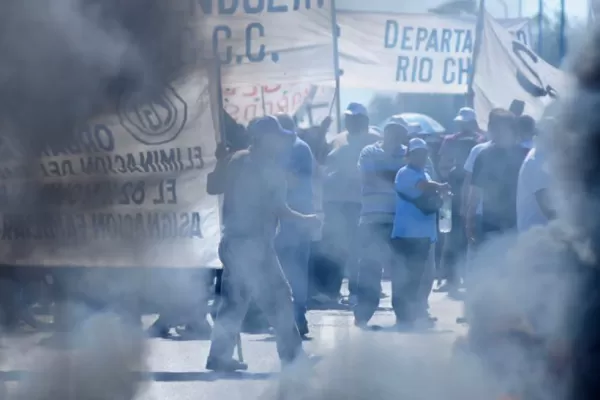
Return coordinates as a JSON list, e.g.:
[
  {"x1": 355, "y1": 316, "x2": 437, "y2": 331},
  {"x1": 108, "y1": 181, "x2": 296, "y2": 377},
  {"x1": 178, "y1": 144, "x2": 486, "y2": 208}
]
[{"x1": 0, "y1": 283, "x2": 467, "y2": 400}]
